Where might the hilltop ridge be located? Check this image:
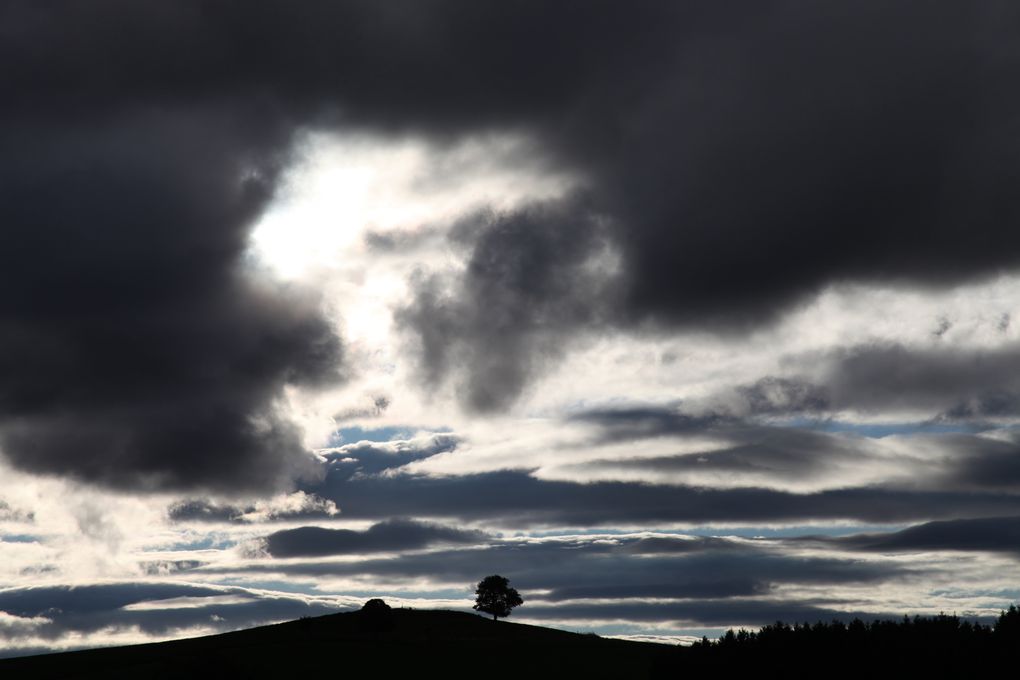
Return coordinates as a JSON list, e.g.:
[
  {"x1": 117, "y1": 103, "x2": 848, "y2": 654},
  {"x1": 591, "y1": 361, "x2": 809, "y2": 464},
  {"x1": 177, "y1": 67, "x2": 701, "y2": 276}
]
[{"x1": 0, "y1": 608, "x2": 673, "y2": 679}]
